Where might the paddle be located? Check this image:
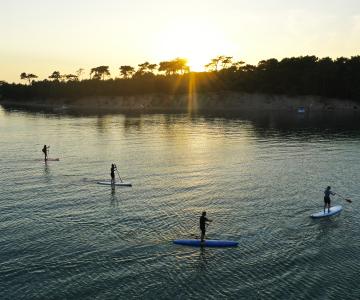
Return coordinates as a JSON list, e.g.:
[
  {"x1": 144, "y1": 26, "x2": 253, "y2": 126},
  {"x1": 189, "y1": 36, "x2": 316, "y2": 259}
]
[
  {"x1": 114, "y1": 164, "x2": 123, "y2": 183},
  {"x1": 335, "y1": 192, "x2": 352, "y2": 203}
]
